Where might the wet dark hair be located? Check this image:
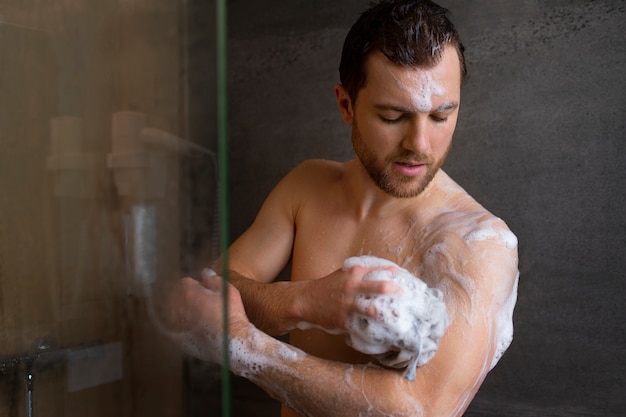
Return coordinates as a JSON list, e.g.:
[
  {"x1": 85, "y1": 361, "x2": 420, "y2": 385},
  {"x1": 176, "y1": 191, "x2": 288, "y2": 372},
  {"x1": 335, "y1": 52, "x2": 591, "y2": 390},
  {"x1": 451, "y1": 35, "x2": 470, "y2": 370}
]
[{"x1": 339, "y1": 0, "x2": 467, "y2": 102}]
